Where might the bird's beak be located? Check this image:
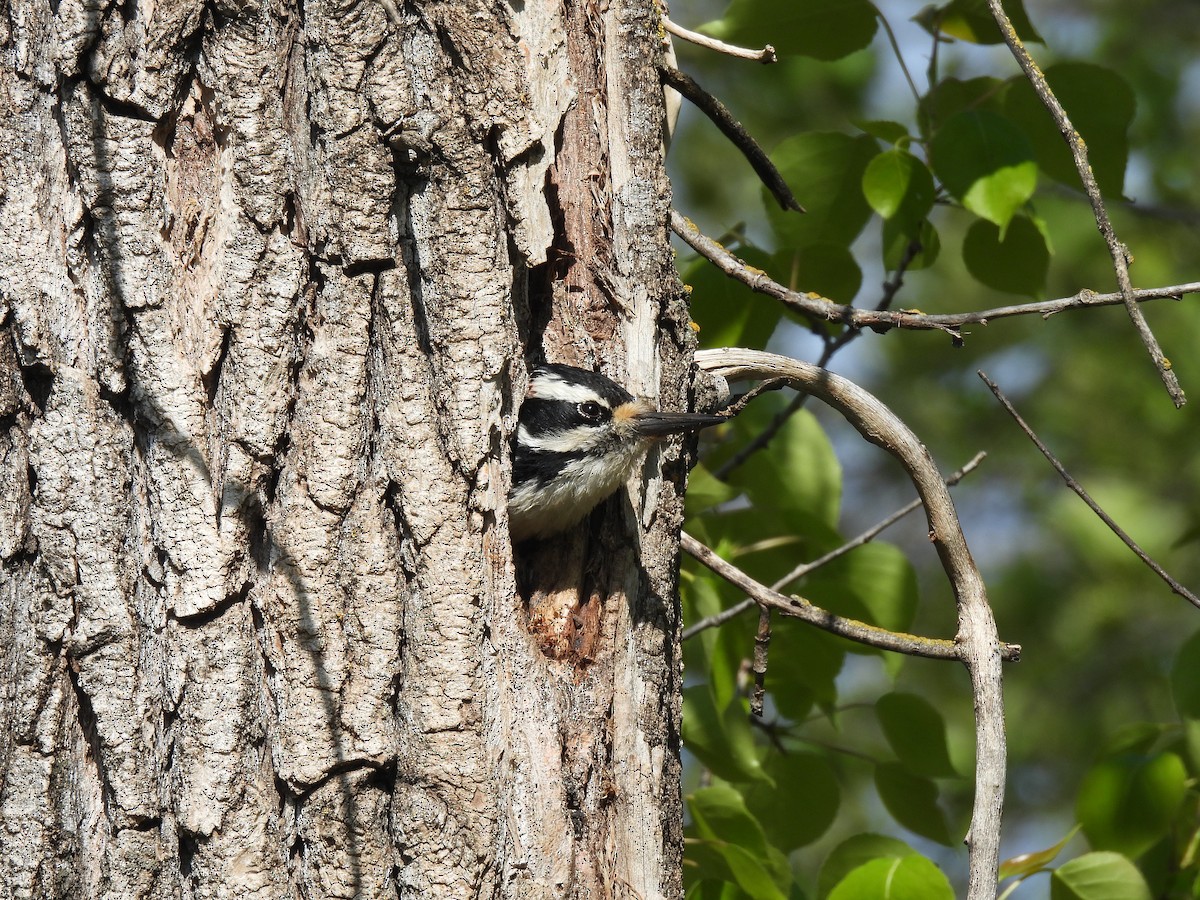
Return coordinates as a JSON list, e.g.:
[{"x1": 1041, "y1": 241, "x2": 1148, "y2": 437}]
[{"x1": 630, "y1": 410, "x2": 728, "y2": 438}]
